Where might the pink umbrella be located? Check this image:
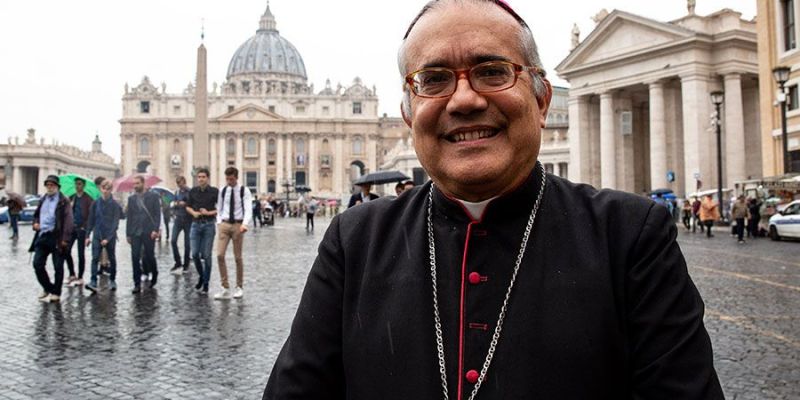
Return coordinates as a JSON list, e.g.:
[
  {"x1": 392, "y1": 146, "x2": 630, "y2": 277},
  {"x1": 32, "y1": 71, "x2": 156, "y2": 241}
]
[{"x1": 113, "y1": 174, "x2": 162, "y2": 193}]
